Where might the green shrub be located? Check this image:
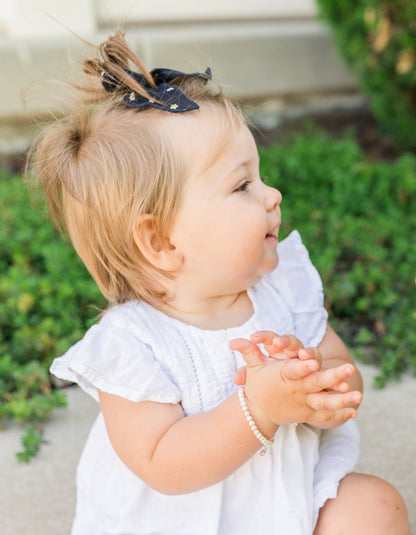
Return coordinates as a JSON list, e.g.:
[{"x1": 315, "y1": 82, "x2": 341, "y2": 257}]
[
  {"x1": 317, "y1": 0, "x2": 416, "y2": 150},
  {"x1": 0, "y1": 170, "x2": 105, "y2": 460},
  {"x1": 260, "y1": 127, "x2": 416, "y2": 387}
]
